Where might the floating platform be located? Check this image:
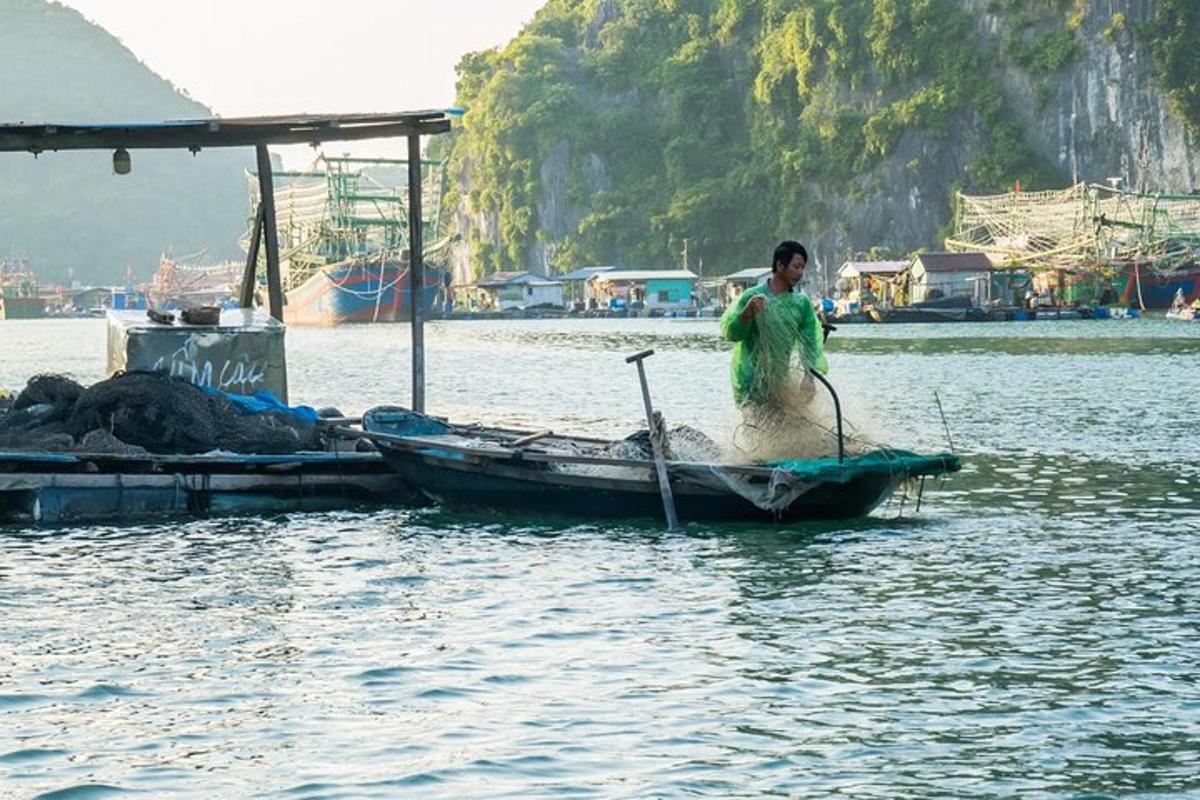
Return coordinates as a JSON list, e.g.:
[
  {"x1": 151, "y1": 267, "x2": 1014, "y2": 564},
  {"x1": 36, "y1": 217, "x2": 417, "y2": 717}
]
[{"x1": 0, "y1": 449, "x2": 416, "y2": 525}]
